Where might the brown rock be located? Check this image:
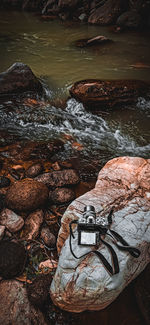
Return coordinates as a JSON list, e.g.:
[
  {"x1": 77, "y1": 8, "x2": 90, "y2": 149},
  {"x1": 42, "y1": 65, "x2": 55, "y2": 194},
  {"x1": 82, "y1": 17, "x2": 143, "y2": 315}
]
[
  {"x1": 40, "y1": 226, "x2": 56, "y2": 248},
  {"x1": 0, "y1": 176, "x2": 11, "y2": 188},
  {"x1": 21, "y1": 209, "x2": 44, "y2": 240},
  {"x1": 0, "y1": 62, "x2": 43, "y2": 96},
  {"x1": 0, "y1": 280, "x2": 48, "y2": 325},
  {"x1": 35, "y1": 169, "x2": 80, "y2": 187},
  {"x1": 0, "y1": 241, "x2": 27, "y2": 279},
  {"x1": 88, "y1": 0, "x2": 127, "y2": 25},
  {"x1": 50, "y1": 187, "x2": 75, "y2": 204},
  {"x1": 26, "y1": 162, "x2": 44, "y2": 178},
  {"x1": 58, "y1": 0, "x2": 79, "y2": 9},
  {"x1": 27, "y1": 273, "x2": 52, "y2": 308},
  {"x1": 5, "y1": 179, "x2": 49, "y2": 213},
  {"x1": 0, "y1": 208, "x2": 24, "y2": 233},
  {"x1": 69, "y1": 79, "x2": 150, "y2": 109}
]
